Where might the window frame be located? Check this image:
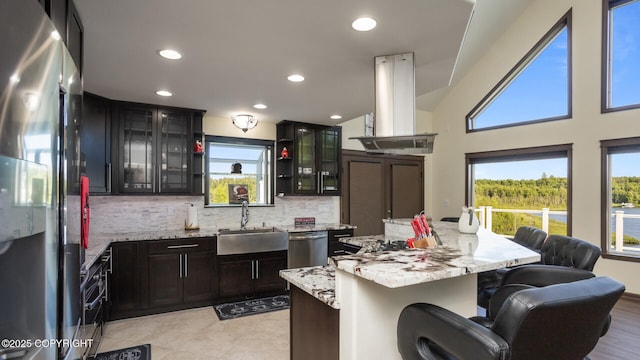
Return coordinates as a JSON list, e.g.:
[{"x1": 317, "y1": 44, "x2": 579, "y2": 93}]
[
  {"x1": 465, "y1": 144, "x2": 573, "y2": 235},
  {"x1": 601, "y1": 0, "x2": 640, "y2": 113},
  {"x1": 204, "y1": 135, "x2": 275, "y2": 207},
  {"x1": 466, "y1": 10, "x2": 573, "y2": 133},
  {"x1": 600, "y1": 136, "x2": 640, "y2": 262}
]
